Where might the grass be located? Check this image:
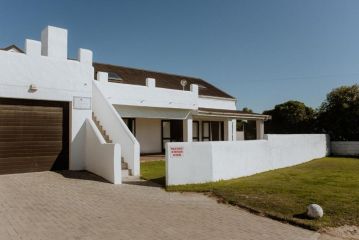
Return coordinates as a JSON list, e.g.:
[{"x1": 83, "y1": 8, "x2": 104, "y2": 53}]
[
  {"x1": 140, "y1": 157, "x2": 359, "y2": 230},
  {"x1": 140, "y1": 160, "x2": 166, "y2": 185}
]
